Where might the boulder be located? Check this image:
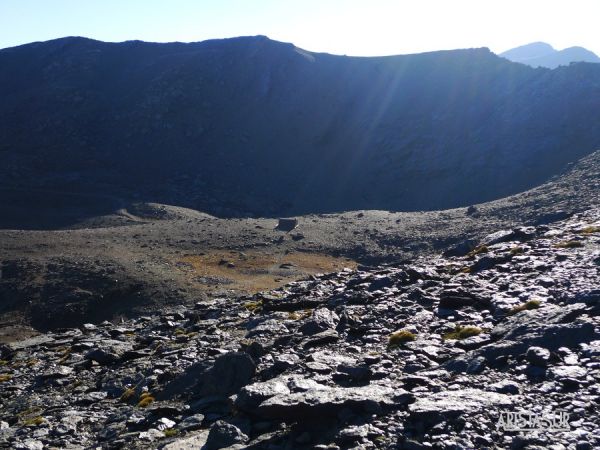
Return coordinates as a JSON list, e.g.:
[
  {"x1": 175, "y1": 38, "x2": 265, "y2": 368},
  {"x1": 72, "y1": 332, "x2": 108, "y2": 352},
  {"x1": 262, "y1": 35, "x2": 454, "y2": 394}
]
[
  {"x1": 84, "y1": 341, "x2": 132, "y2": 365},
  {"x1": 299, "y1": 308, "x2": 339, "y2": 335},
  {"x1": 303, "y1": 329, "x2": 340, "y2": 349},
  {"x1": 204, "y1": 421, "x2": 248, "y2": 450},
  {"x1": 198, "y1": 352, "x2": 256, "y2": 397},
  {"x1": 525, "y1": 346, "x2": 551, "y2": 367},
  {"x1": 276, "y1": 218, "x2": 297, "y2": 231},
  {"x1": 159, "y1": 352, "x2": 255, "y2": 400},
  {"x1": 443, "y1": 239, "x2": 478, "y2": 257}
]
